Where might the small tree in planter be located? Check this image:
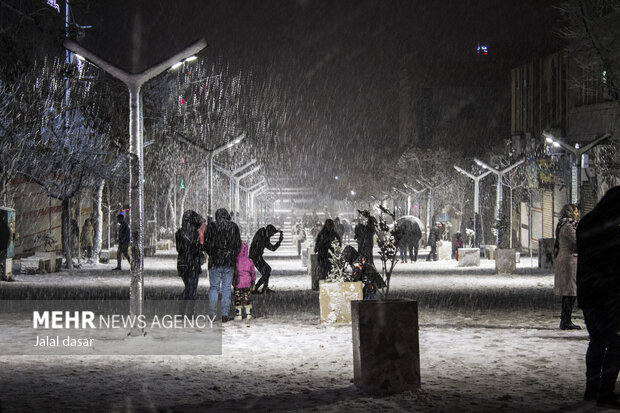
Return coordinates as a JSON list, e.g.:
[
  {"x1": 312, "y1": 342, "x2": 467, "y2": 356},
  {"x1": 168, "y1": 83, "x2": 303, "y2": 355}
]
[
  {"x1": 358, "y1": 207, "x2": 400, "y2": 298},
  {"x1": 326, "y1": 240, "x2": 352, "y2": 282},
  {"x1": 318, "y1": 239, "x2": 362, "y2": 324},
  {"x1": 352, "y1": 207, "x2": 420, "y2": 395}
]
